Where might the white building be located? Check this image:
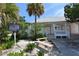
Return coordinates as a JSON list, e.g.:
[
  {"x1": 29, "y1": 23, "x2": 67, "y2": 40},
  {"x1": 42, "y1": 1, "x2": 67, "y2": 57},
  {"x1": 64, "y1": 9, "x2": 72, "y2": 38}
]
[{"x1": 36, "y1": 17, "x2": 79, "y2": 39}]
